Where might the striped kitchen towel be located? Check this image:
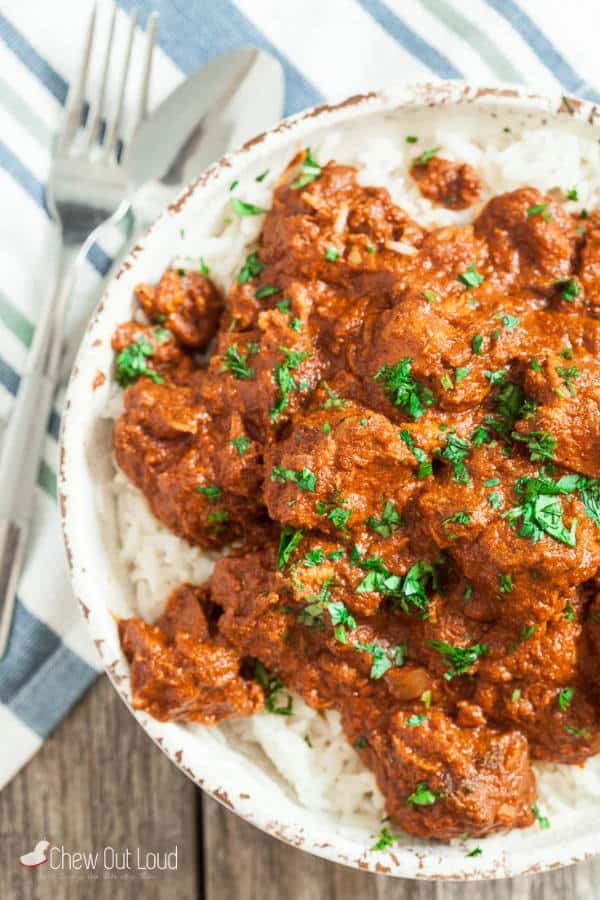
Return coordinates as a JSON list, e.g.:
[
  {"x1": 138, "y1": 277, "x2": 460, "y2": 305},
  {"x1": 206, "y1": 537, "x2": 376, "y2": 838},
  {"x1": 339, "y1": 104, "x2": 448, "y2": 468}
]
[{"x1": 1, "y1": 0, "x2": 598, "y2": 790}]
